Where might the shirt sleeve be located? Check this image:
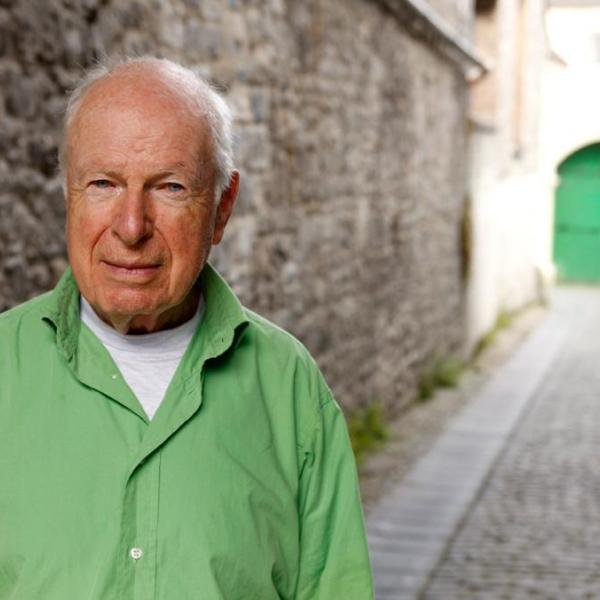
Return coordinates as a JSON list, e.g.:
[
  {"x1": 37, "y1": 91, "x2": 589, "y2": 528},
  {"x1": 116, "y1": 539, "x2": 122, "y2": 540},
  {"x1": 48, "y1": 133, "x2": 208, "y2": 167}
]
[{"x1": 295, "y1": 380, "x2": 375, "y2": 599}]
